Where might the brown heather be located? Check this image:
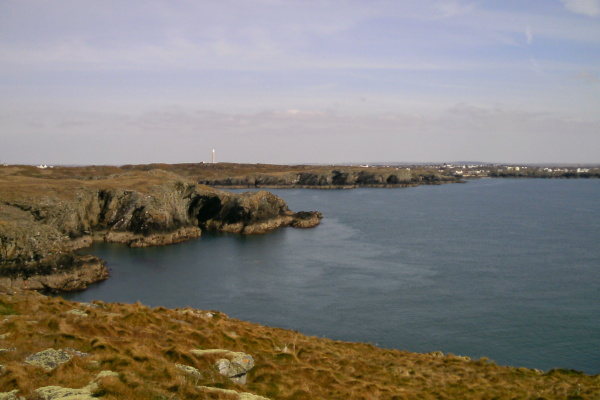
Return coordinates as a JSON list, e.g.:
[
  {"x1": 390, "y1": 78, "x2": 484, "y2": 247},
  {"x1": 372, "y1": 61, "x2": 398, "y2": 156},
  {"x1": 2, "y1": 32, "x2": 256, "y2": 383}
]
[{"x1": 0, "y1": 288, "x2": 598, "y2": 400}]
